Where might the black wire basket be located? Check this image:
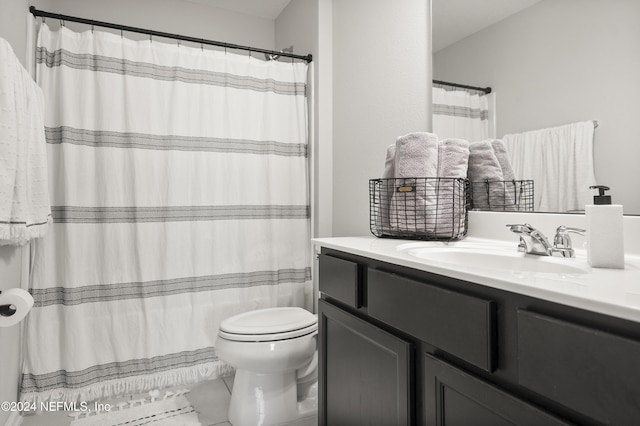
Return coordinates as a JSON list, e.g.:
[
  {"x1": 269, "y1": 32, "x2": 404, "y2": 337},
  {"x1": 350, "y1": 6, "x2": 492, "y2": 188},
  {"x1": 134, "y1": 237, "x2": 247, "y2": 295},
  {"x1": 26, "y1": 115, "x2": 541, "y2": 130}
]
[
  {"x1": 369, "y1": 177, "x2": 471, "y2": 241},
  {"x1": 470, "y1": 180, "x2": 534, "y2": 212}
]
